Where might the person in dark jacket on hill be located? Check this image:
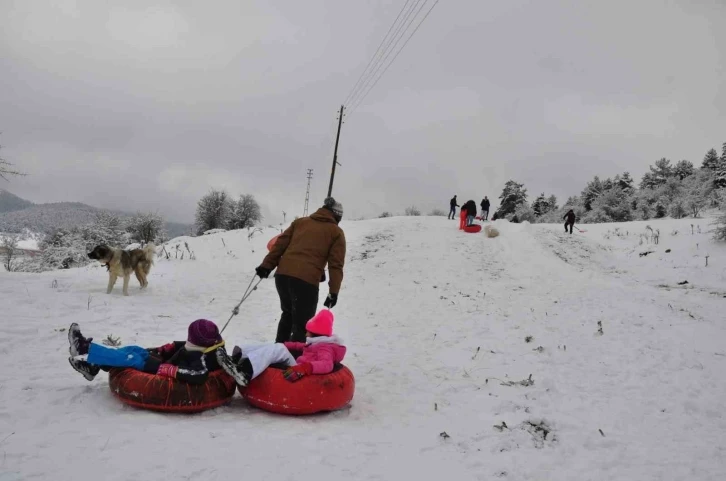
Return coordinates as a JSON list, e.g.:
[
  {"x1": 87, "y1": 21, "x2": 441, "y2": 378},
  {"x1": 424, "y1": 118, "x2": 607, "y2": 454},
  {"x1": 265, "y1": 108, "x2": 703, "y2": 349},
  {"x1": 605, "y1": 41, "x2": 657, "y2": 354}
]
[
  {"x1": 448, "y1": 195, "x2": 459, "y2": 219},
  {"x1": 256, "y1": 197, "x2": 346, "y2": 342},
  {"x1": 67, "y1": 319, "x2": 226, "y2": 385},
  {"x1": 480, "y1": 196, "x2": 491, "y2": 221},
  {"x1": 564, "y1": 209, "x2": 576, "y2": 234},
  {"x1": 462, "y1": 200, "x2": 477, "y2": 226}
]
